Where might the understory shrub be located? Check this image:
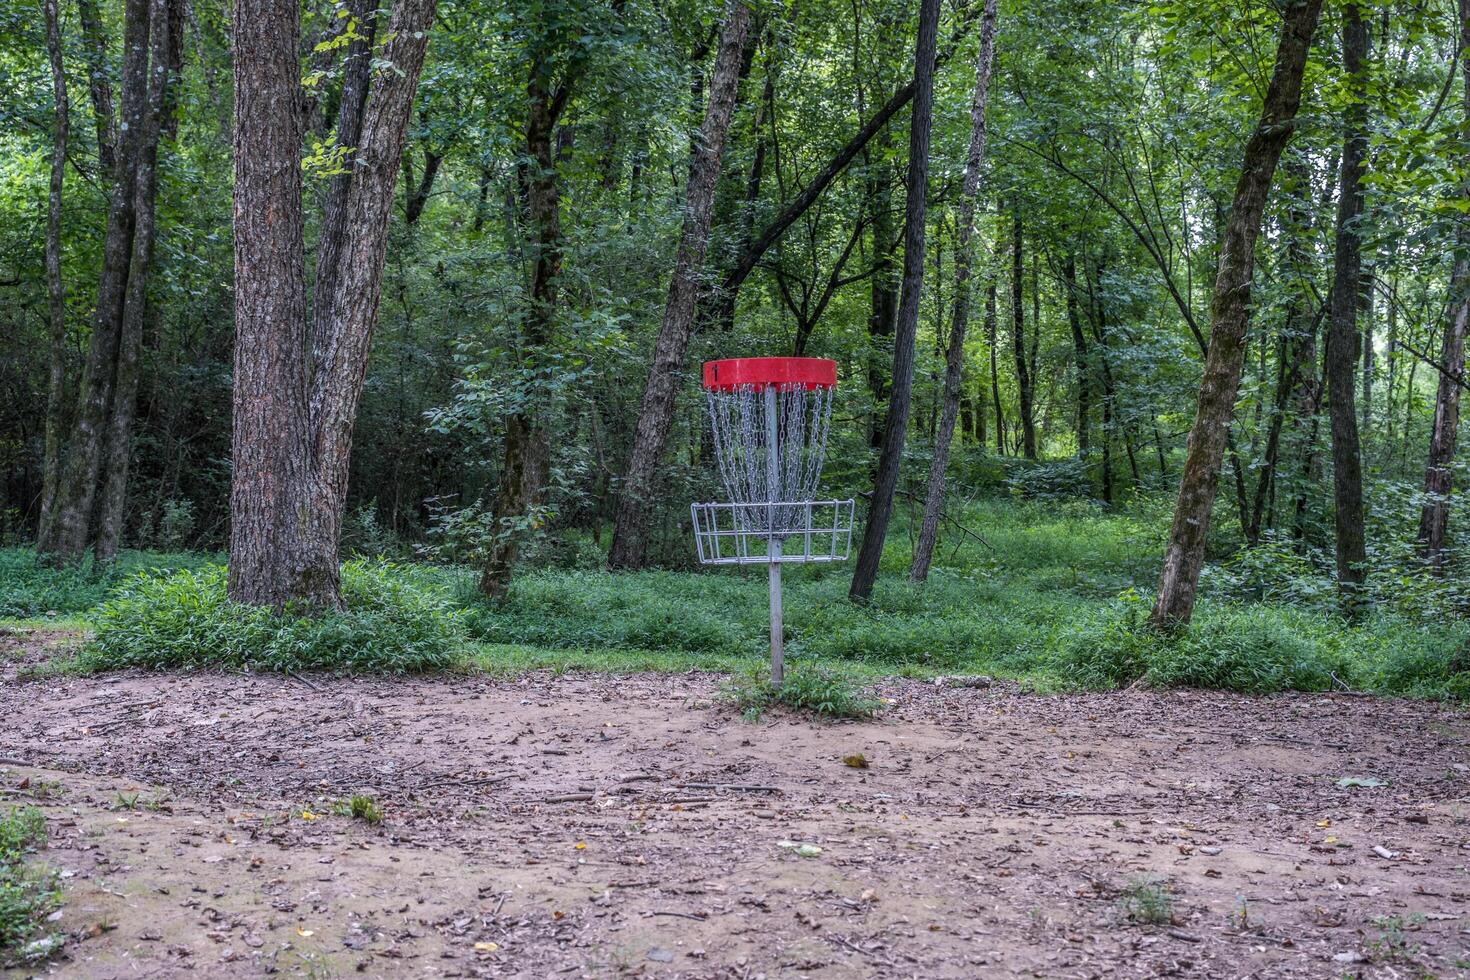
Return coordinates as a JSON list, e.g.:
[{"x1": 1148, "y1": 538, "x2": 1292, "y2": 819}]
[
  {"x1": 84, "y1": 561, "x2": 462, "y2": 674},
  {"x1": 0, "y1": 806, "x2": 59, "y2": 962}
]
